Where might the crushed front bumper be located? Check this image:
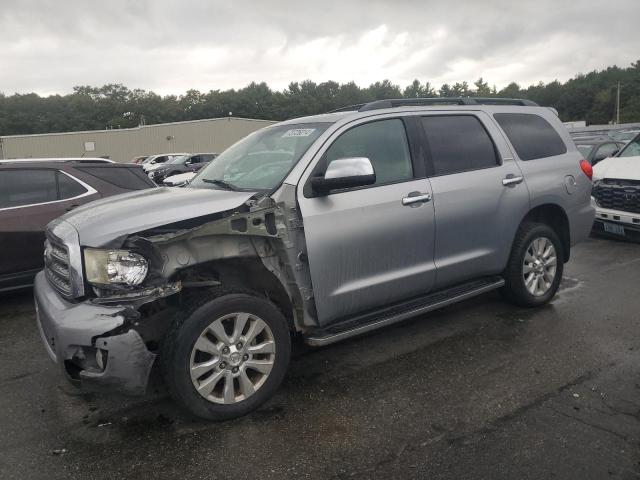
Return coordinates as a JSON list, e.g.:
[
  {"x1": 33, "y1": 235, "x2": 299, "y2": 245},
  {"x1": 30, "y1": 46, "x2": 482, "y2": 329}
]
[{"x1": 34, "y1": 271, "x2": 156, "y2": 395}]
